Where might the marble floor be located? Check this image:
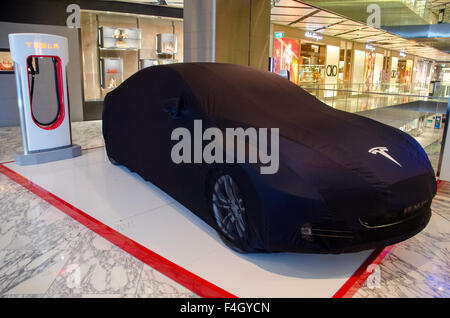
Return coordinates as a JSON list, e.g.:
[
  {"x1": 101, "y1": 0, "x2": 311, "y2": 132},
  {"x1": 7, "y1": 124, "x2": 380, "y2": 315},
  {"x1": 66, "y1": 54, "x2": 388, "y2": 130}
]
[
  {"x1": 0, "y1": 121, "x2": 449, "y2": 298},
  {"x1": 354, "y1": 182, "x2": 450, "y2": 298},
  {"x1": 0, "y1": 121, "x2": 197, "y2": 298}
]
